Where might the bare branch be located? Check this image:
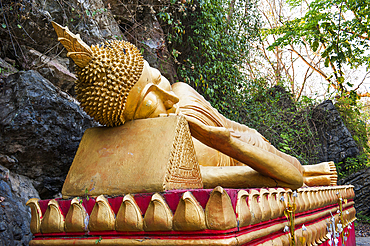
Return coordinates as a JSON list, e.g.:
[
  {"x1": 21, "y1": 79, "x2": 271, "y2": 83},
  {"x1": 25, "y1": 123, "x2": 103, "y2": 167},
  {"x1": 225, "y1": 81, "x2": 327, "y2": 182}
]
[{"x1": 354, "y1": 71, "x2": 370, "y2": 91}]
